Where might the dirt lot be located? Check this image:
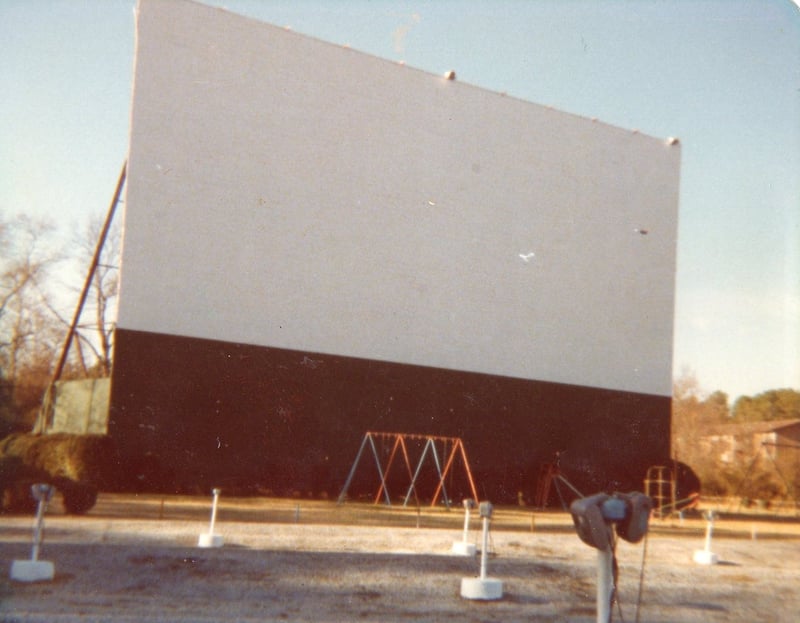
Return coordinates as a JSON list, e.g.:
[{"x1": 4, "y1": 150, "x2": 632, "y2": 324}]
[{"x1": 1, "y1": 494, "x2": 799, "y2": 622}]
